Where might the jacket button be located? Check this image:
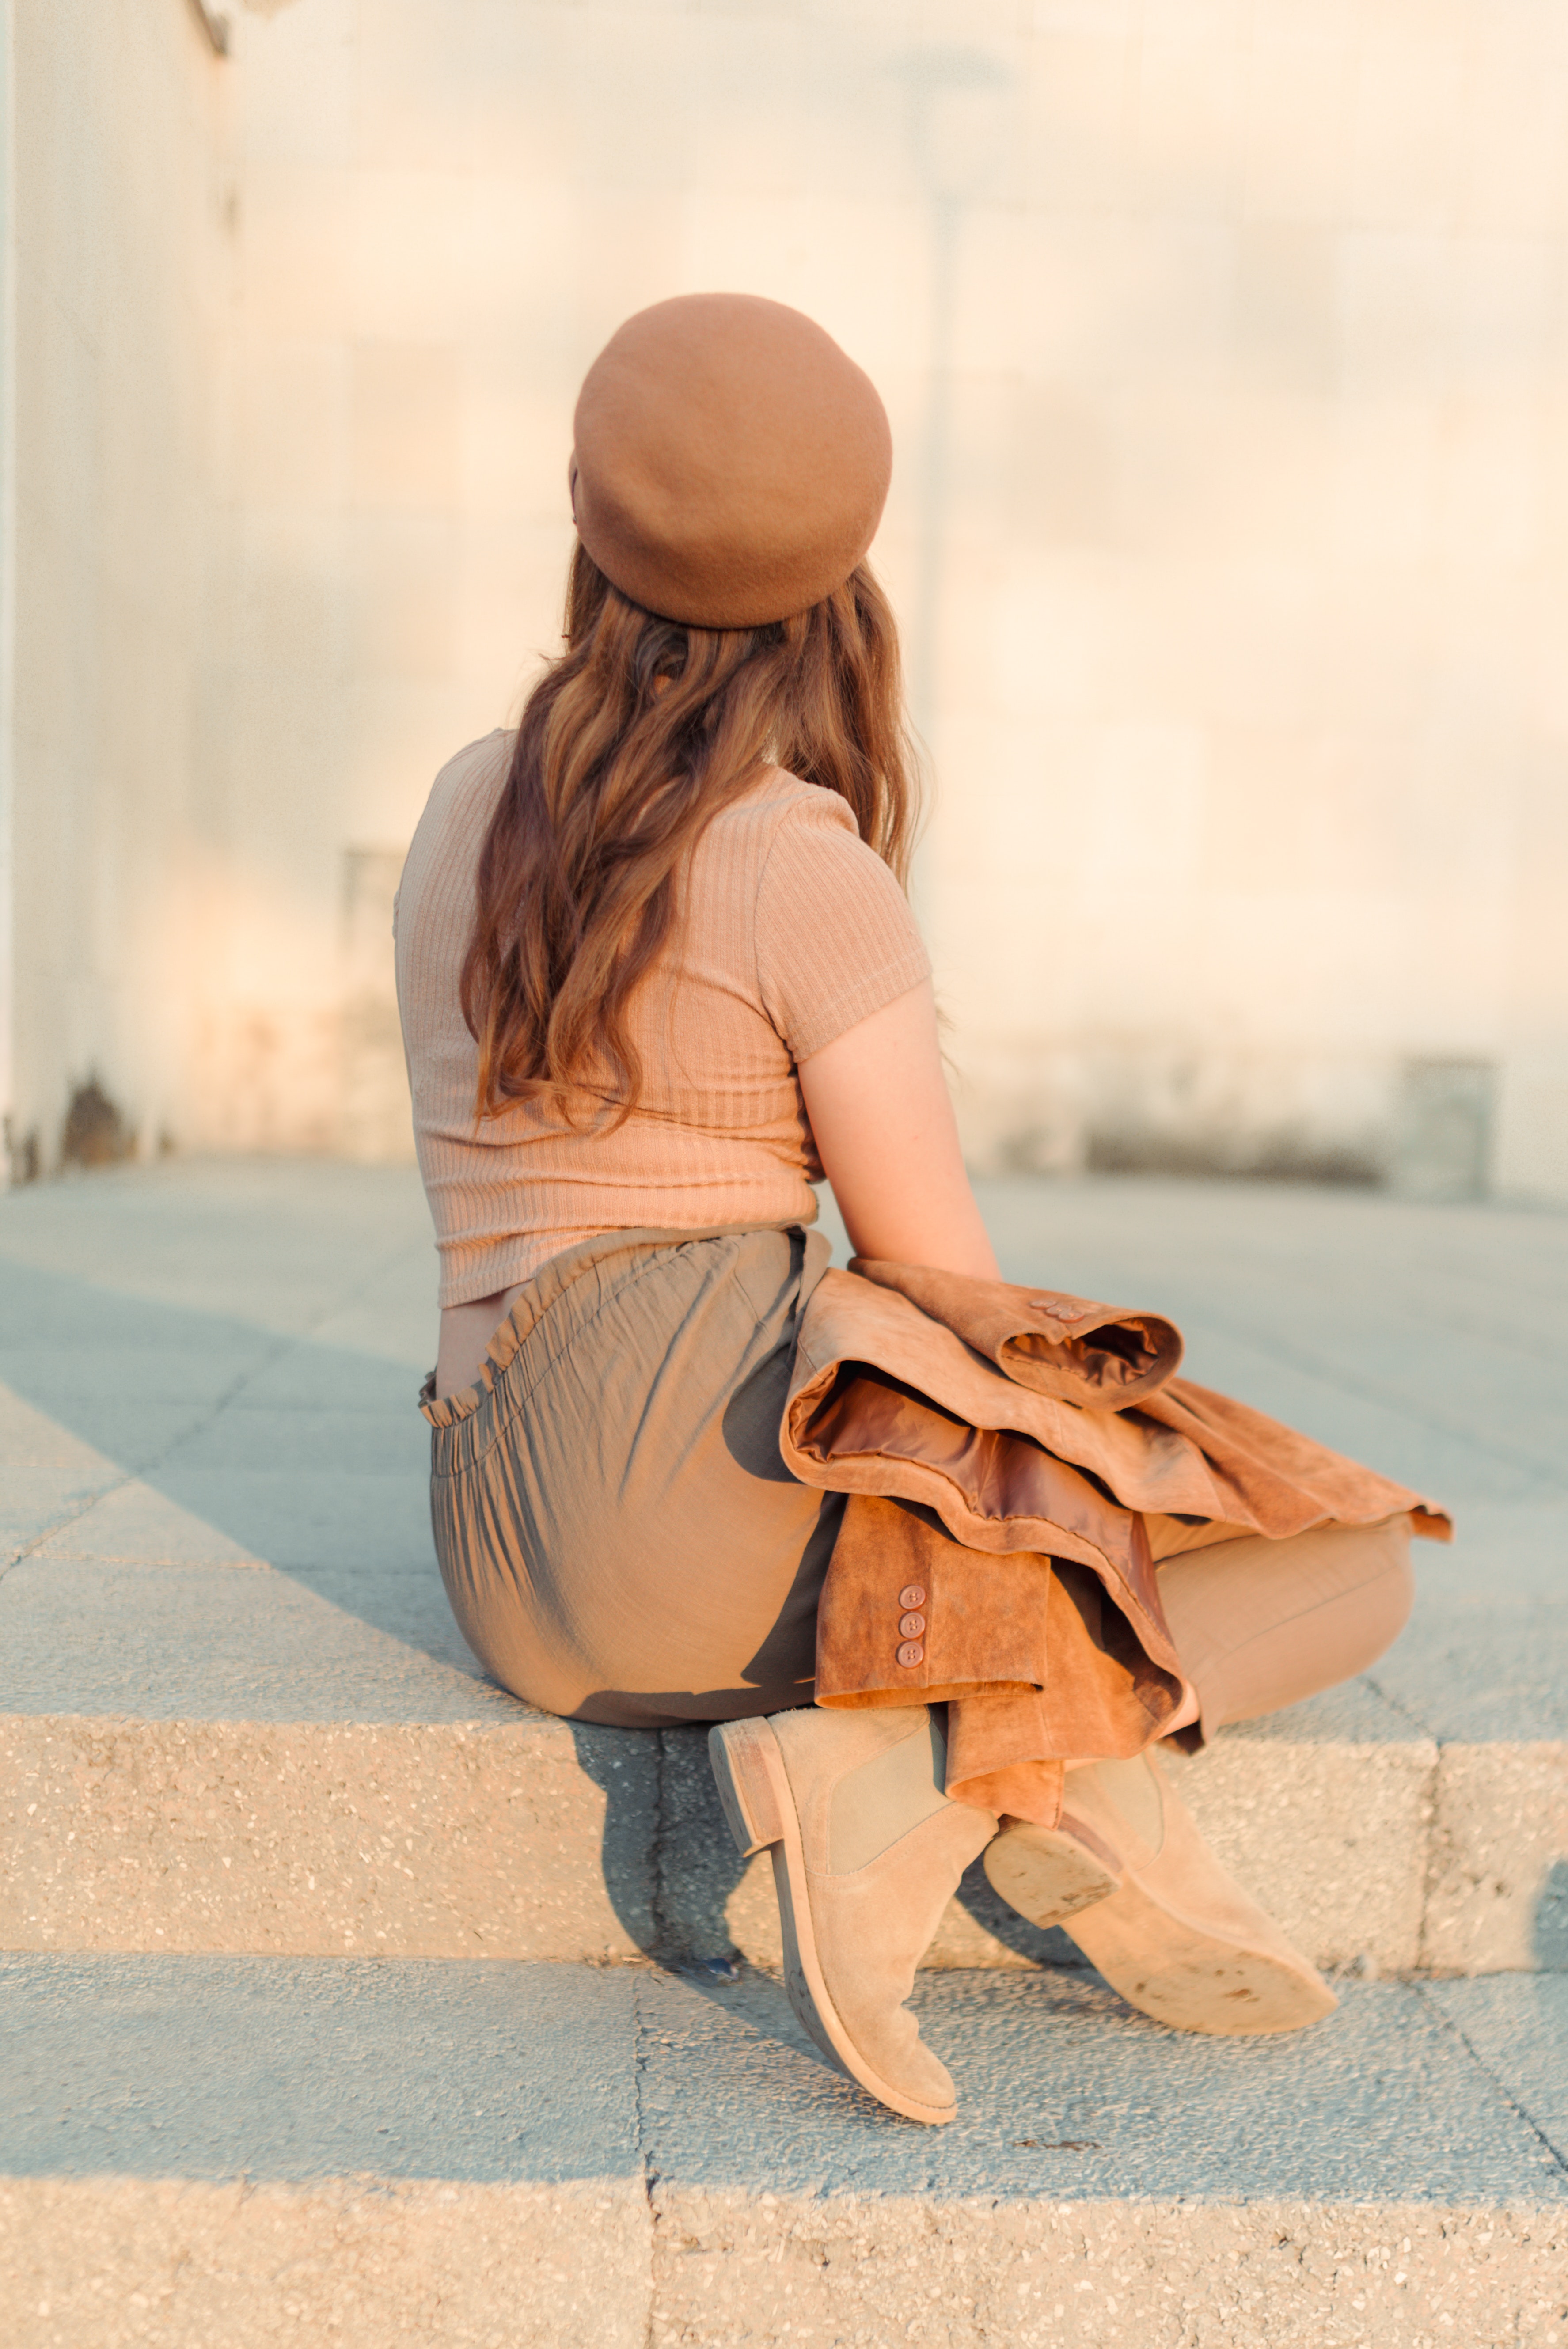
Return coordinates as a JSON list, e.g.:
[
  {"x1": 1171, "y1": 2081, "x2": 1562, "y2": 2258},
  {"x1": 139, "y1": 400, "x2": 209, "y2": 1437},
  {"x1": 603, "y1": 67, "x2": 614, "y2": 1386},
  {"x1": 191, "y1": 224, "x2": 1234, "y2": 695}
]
[
  {"x1": 898, "y1": 1583, "x2": 927, "y2": 1609},
  {"x1": 896, "y1": 1639, "x2": 925, "y2": 1668},
  {"x1": 1032, "y1": 1298, "x2": 1079, "y2": 1319},
  {"x1": 899, "y1": 1611, "x2": 926, "y2": 1639}
]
